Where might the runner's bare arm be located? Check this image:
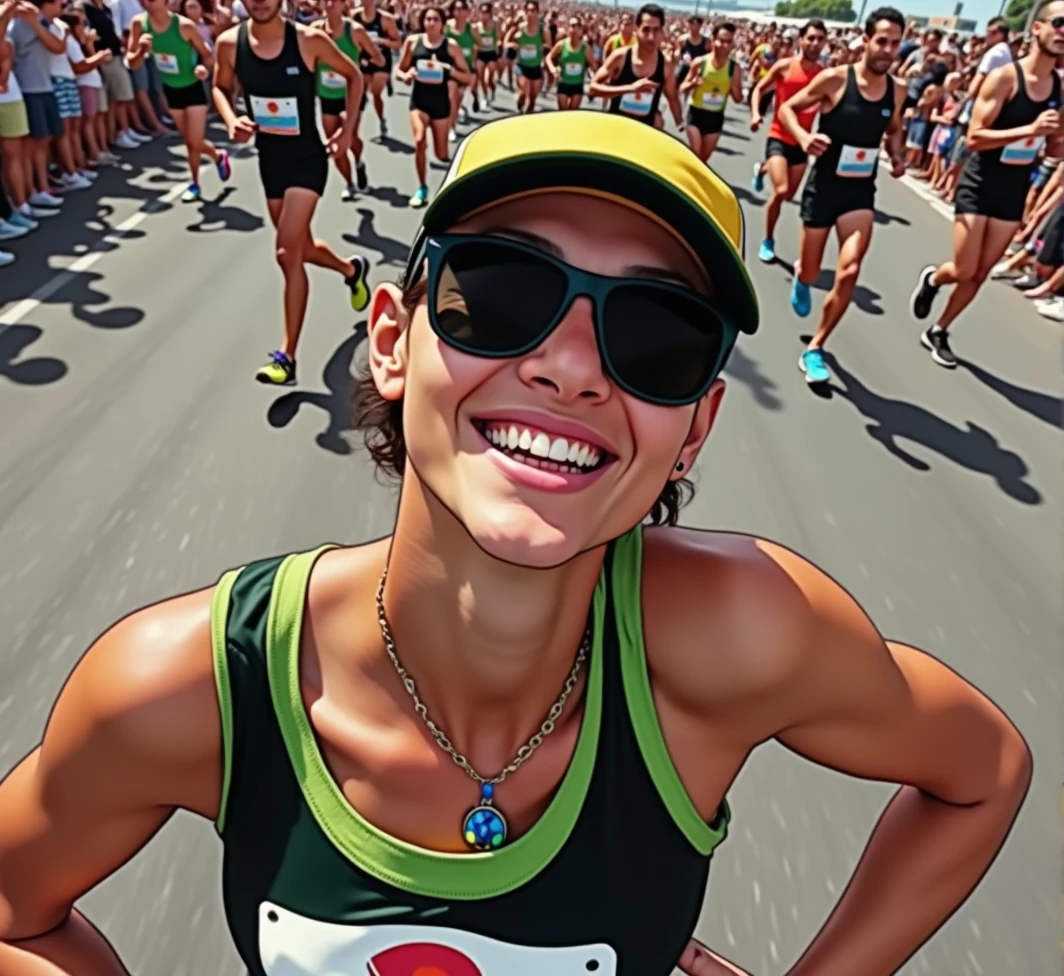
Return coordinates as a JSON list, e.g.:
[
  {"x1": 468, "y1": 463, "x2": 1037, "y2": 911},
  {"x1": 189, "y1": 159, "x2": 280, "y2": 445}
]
[
  {"x1": 0, "y1": 590, "x2": 222, "y2": 975},
  {"x1": 125, "y1": 14, "x2": 147, "y2": 70},
  {"x1": 677, "y1": 57, "x2": 700, "y2": 95},
  {"x1": 662, "y1": 56, "x2": 683, "y2": 128},
  {"x1": 748, "y1": 55, "x2": 787, "y2": 122},
  {"x1": 967, "y1": 65, "x2": 1045, "y2": 150},
  {"x1": 445, "y1": 38, "x2": 473, "y2": 86},
  {"x1": 752, "y1": 543, "x2": 1029, "y2": 976},
  {"x1": 884, "y1": 75, "x2": 906, "y2": 173},
  {"x1": 777, "y1": 67, "x2": 842, "y2": 151},
  {"x1": 304, "y1": 26, "x2": 364, "y2": 132},
  {"x1": 544, "y1": 38, "x2": 562, "y2": 74},
  {"x1": 211, "y1": 29, "x2": 248, "y2": 135},
  {"x1": 379, "y1": 10, "x2": 401, "y2": 49},
  {"x1": 351, "y1": 22, "x2": 385, "y2": 68},
  {"x1": 182, "y1": 16, "x2": 214, "y2": 71},
  {"x1": 728, "y1": 58, "x2": 742, "y2": 103},
  {"x1": 587, "y1": 48, "x2": 631, "y2": 99},
  {"x1": 396, "y1": 35, "x2": 415, "y2": 80}
]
